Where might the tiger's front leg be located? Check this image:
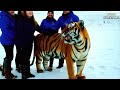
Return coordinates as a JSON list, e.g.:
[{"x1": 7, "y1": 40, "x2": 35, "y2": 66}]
[
  {"x1": 36, "y1": 53, "x2": 44, "y2": 73},
  {"x1": 43, "y1": 57, "x2": 50, "y2": 71},
  {"x1": 76, "y1": 59, "x2": 87, "y2": 79},
  {"x1": 65, "y1": 56, "x2": 76, "y2": 79}
]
